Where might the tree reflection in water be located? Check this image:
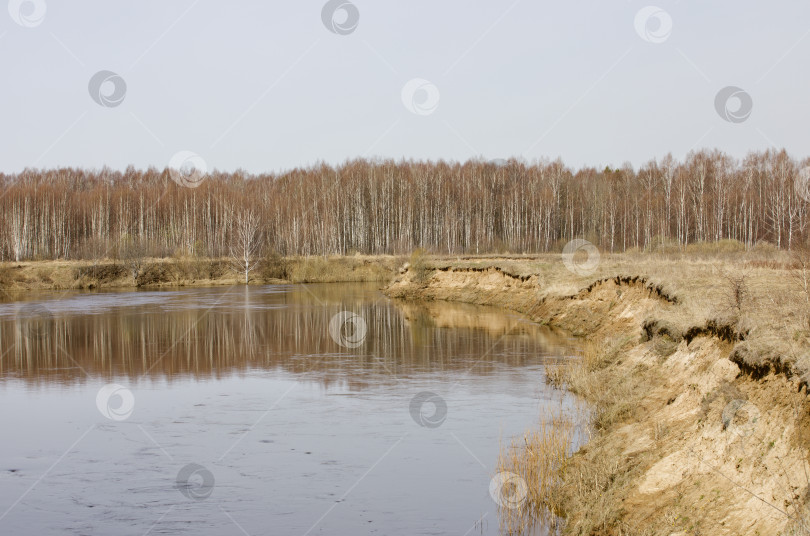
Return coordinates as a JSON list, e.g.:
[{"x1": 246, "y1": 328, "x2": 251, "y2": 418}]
[{"x1": 0, "y1": 283, "x2": 573, "y2": 387}]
